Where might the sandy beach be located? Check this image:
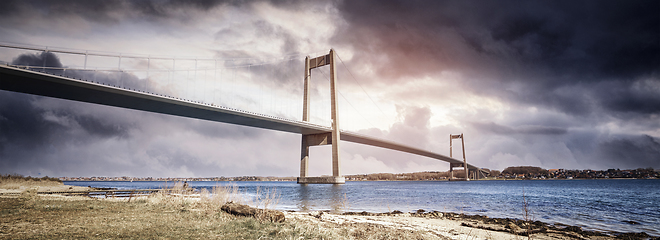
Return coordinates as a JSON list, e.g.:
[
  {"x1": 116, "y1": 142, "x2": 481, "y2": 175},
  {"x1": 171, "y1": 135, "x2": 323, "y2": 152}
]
[
  {"x1": 285, "y1": 211, "x2": 519, "y2": 239},
  {"x1": 282, "y1": 210, "x2": 651, "y2": 240}
]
